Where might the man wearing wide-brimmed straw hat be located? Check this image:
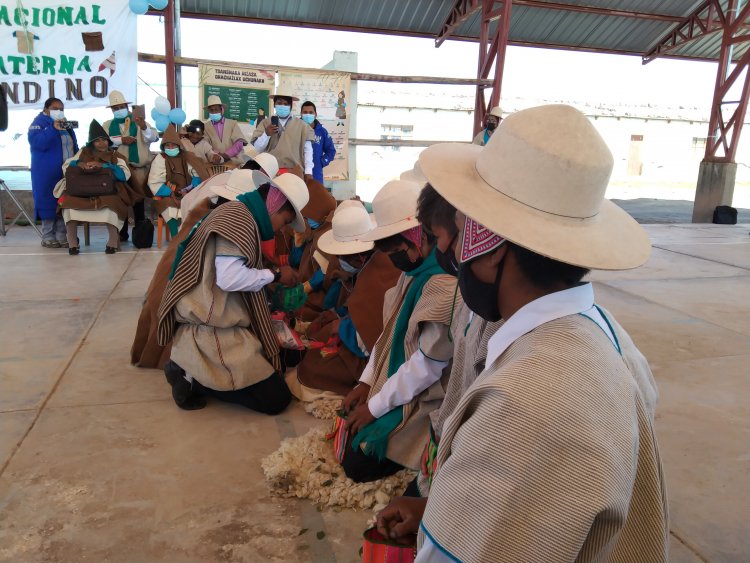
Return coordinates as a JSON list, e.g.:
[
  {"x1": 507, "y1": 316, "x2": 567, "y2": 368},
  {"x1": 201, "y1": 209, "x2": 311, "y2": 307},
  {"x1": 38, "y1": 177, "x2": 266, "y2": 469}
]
[
  {"x1": 202, "y1": 94, "x2": 248, "y2": 165},
  {"x1": 157, "y1": 171, "x2": 309, "y2": 413},
  {"x1": 286, "y1": 200, "x2": 401, "y2": 402},
  {"x1": 339, "y1": 180, "x2": 459, "y2": 483},
  {"x1": 376, "y1": 105, "x2": 668, "y2": 562},
  {"x1": 103, "y1": 90, "x2": 159, "y2": 242},
  {"x1": 471, "y1": 105, "x2": 502, "y2": 146},
  {"x1": 251, "y1": 93, "x2": 315, "y2": 179}
]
